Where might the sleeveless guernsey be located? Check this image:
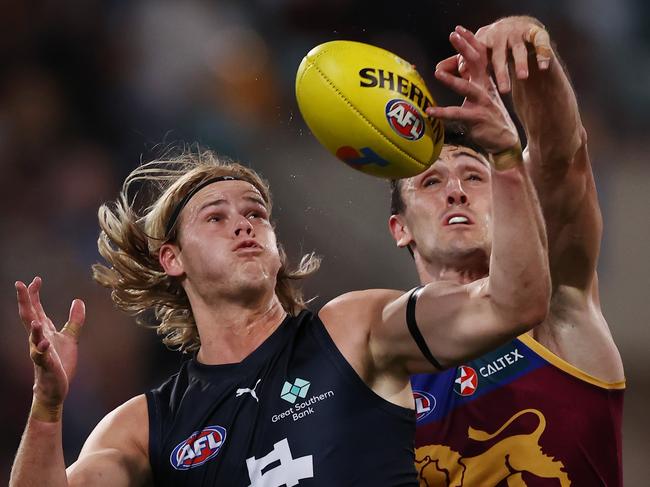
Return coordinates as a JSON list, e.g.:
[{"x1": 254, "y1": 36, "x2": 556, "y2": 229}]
[
  {"x1": 411, "y1": 334, "x2": 624, "y2": 486},
  {"x1": 147, "y1": 310, "x2": 417, "y2": 486}
]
